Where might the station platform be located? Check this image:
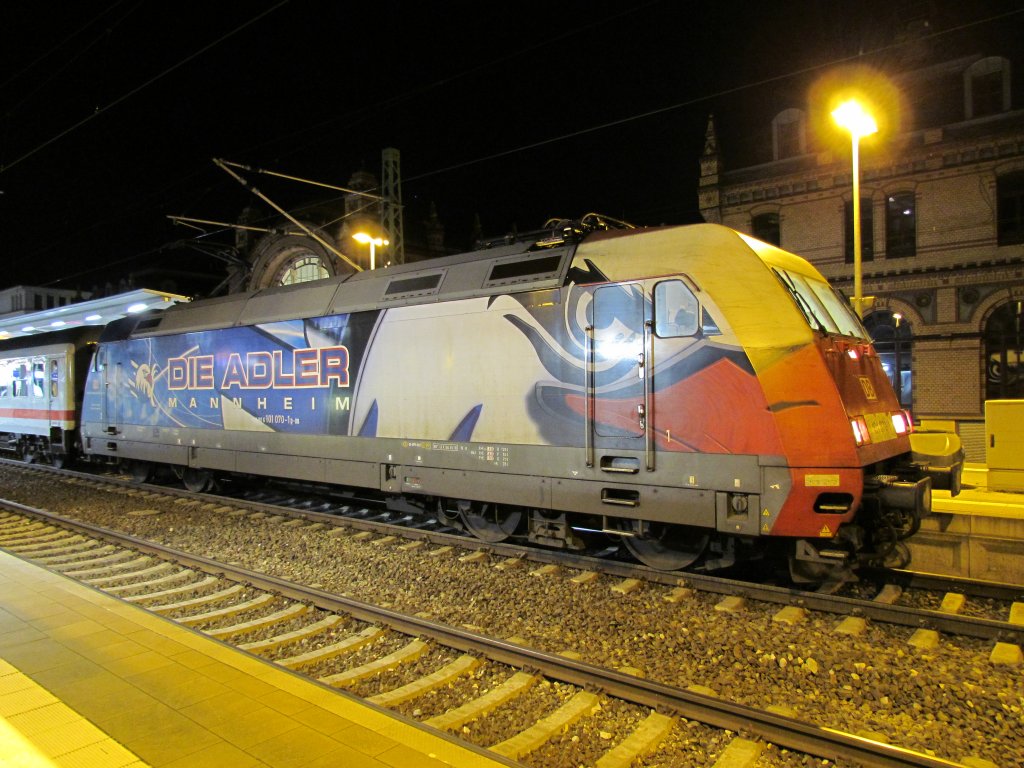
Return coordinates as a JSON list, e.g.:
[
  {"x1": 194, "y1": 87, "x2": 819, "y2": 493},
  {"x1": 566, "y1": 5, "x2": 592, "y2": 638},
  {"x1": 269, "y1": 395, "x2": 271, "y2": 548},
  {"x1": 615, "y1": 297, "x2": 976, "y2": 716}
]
[
  {"x1": 912, "y1": 463, "x2": 1024, "y2": 584},
  {"x1": 0, "y1": 550, "x2": 510, "y2": 768}
]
